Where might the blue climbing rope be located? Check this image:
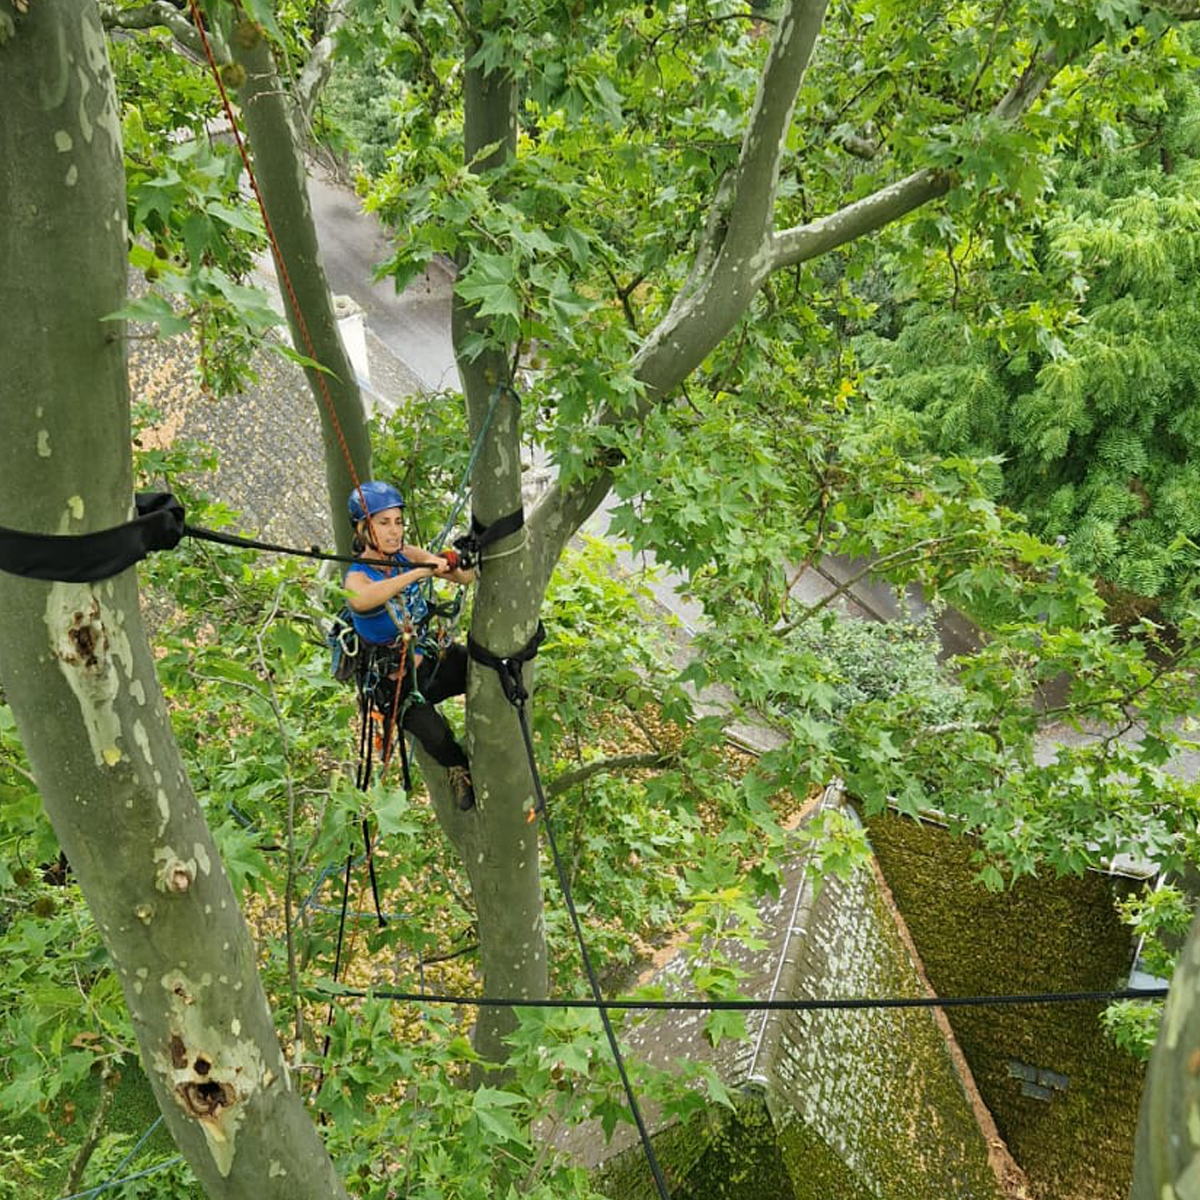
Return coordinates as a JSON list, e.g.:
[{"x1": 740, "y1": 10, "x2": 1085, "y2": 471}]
[{"x1": 432, "y1": 383, "x2": 512, "y2": 554}]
